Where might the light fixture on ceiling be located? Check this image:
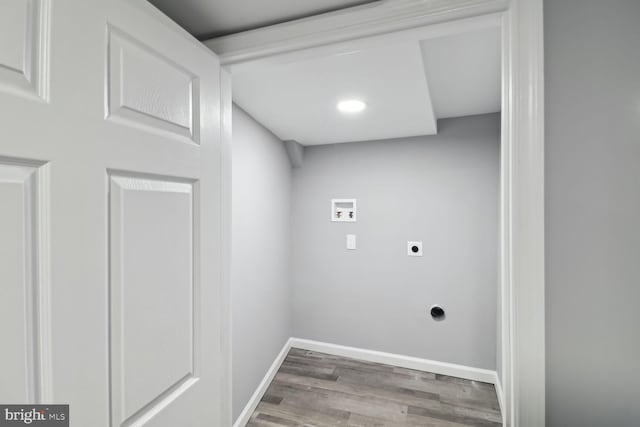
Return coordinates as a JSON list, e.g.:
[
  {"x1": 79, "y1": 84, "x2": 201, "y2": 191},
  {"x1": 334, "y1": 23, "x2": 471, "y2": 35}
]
[{"x1": 337, "y1": 99, "x2": 367, "y2": 113}]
